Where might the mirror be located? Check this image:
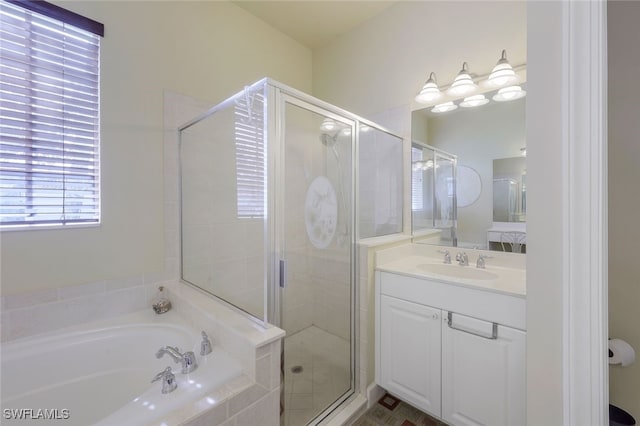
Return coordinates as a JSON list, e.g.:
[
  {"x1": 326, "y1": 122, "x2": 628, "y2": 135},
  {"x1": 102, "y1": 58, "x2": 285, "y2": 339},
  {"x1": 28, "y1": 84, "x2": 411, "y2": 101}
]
[
  {"x1": 493, "y1": 156, "x2": 526, "y2": 222},
  {"x1": 411, "y1": 97, "x2": 526, "y2": 251},
  {"x1": 411, "y1": 141, "x2": 457, "y2": 246}
]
